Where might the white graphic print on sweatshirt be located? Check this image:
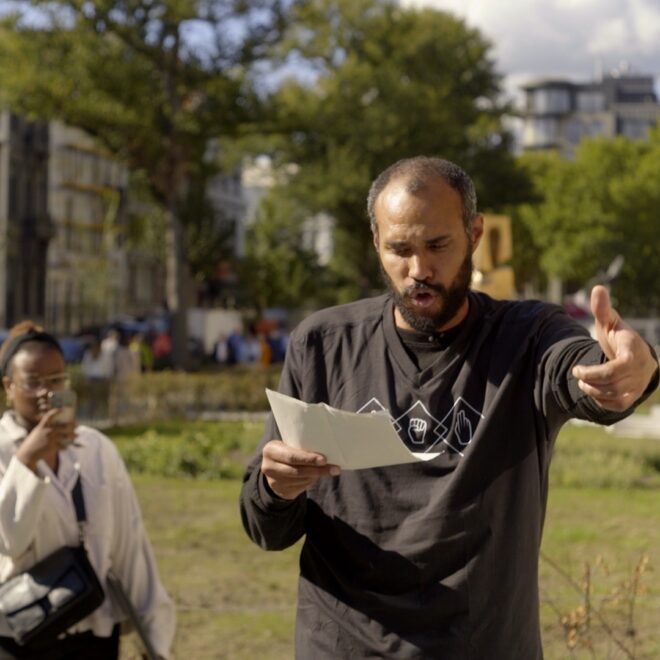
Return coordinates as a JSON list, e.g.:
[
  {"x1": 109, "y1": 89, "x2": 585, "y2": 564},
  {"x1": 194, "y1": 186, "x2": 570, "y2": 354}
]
[{"x1": 356, "y1": 397, "x2": 485, "y2": 457}]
